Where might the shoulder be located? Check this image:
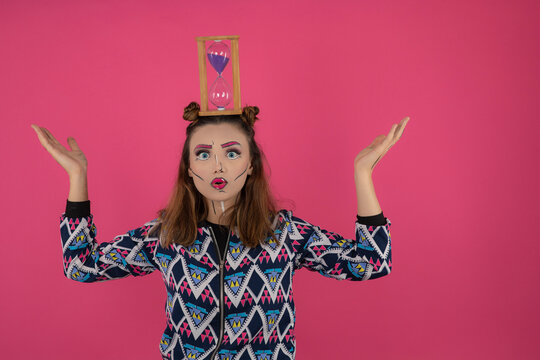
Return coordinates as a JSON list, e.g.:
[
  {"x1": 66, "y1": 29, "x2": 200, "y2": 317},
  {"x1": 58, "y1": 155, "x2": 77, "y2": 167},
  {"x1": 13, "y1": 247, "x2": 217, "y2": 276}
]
[
  {"x1": 276, "y1": 208, "x2": 310, "y2": 223},
  {"x1": 138, "y1": 217, "x2": 162, "y2": 239},
  {"x1": 273, "y1": 208, "x2": 314, "y2": 231}
]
